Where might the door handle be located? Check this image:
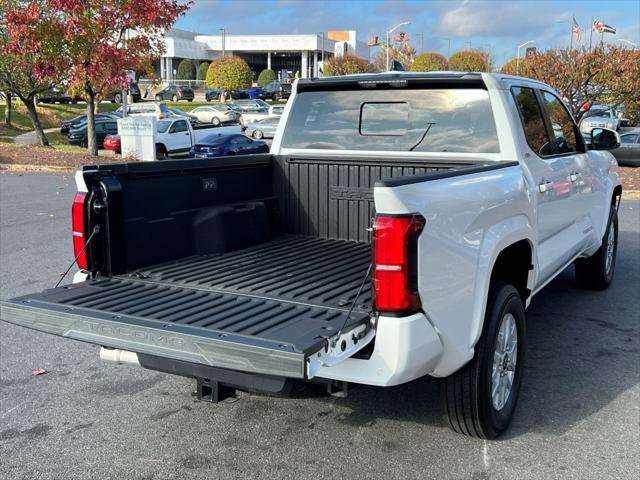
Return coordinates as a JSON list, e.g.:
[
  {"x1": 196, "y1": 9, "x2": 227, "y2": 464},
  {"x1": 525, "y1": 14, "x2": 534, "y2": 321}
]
[{"x1": 538, "y1": 181, "x2": 552, "y2": 193}]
